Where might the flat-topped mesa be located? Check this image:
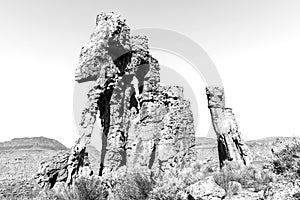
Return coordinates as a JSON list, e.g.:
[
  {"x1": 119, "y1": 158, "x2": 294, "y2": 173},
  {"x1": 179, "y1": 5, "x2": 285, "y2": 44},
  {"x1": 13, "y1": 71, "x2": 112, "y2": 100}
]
[{"x1": 206, "y1": 86, "x2": 251, "y2": 167}]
